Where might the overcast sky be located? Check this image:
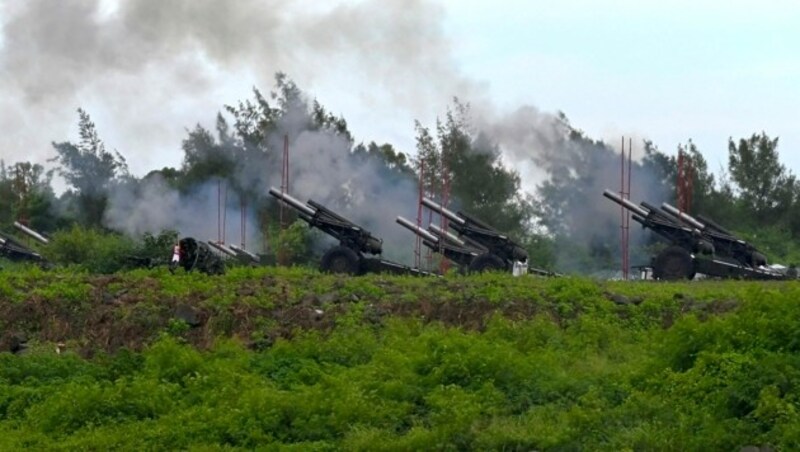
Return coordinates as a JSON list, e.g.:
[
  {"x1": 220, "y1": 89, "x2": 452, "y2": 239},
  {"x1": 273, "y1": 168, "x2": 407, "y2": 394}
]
[
  {"x1": 1, "y1": 0, "x2": 798, "y2": 191},
  {"x1": 440, "y1": 0, "x2": 800, "y2": 174}
]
